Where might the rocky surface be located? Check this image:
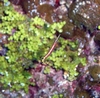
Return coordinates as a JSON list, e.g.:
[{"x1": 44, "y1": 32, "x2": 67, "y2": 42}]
[{"x1": 0, "y1": 0, "x2": 100, "y2": 97}]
